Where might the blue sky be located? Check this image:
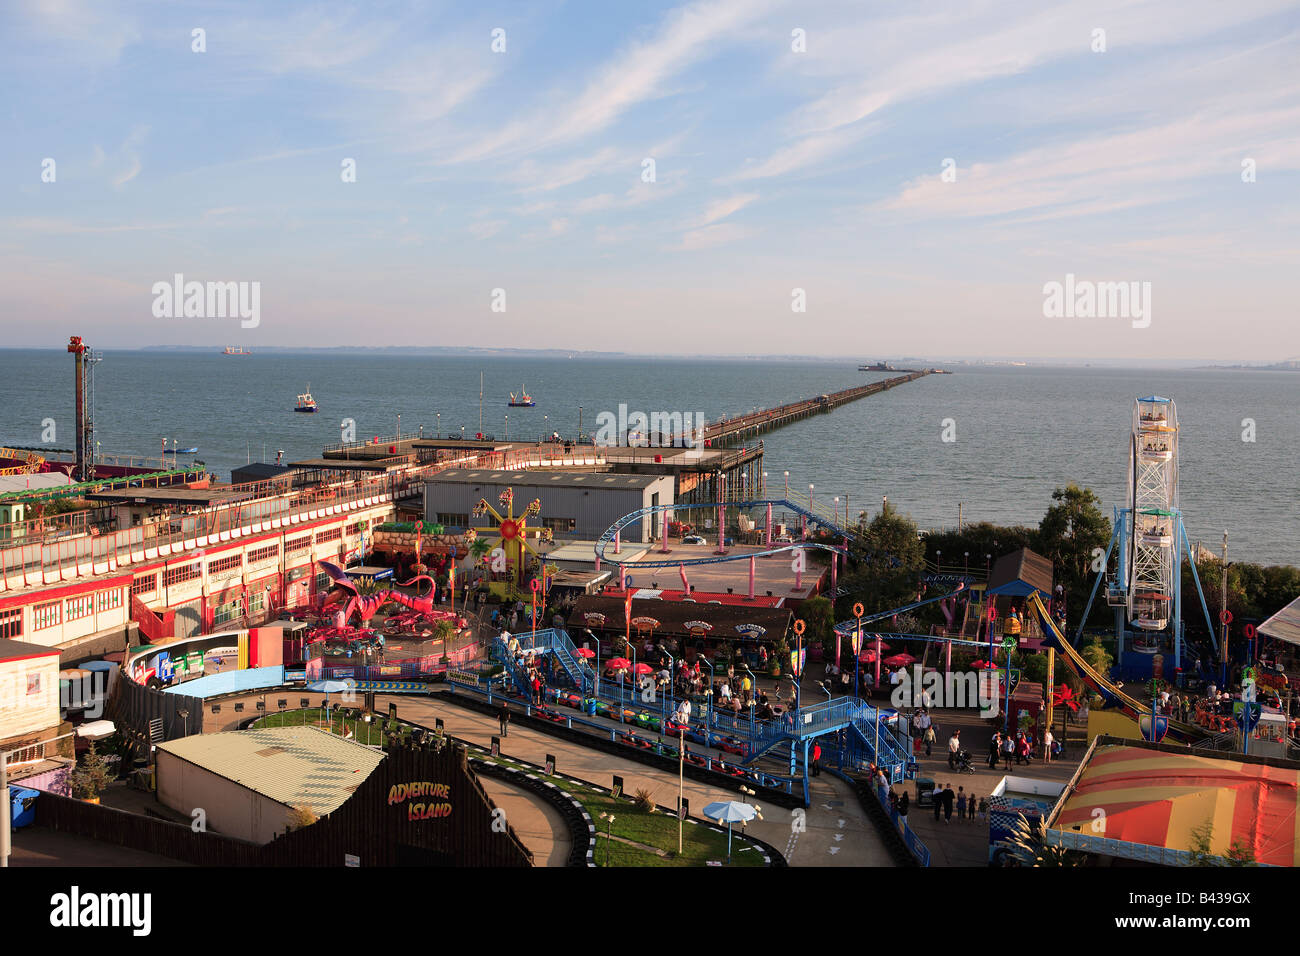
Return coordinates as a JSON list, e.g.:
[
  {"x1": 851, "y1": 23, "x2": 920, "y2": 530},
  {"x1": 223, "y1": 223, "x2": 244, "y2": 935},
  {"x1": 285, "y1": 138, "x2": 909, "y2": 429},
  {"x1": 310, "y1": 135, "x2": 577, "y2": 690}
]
[{"x1": 2, "y1": 0, "x2": 1298, "y2": 359}]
